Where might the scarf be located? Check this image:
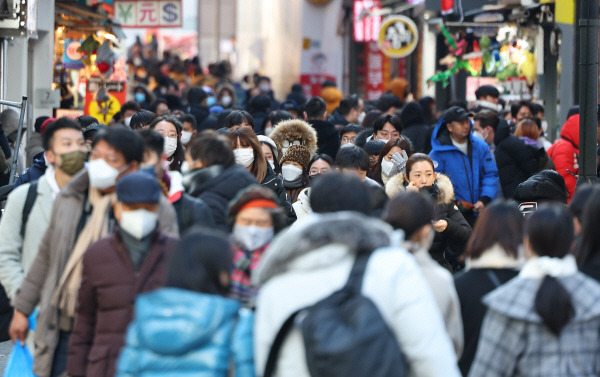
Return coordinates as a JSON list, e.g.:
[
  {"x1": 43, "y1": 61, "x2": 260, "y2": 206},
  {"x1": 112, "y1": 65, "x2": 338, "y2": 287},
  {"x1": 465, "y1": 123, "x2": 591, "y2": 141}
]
[
  {"x1": 53, "y1": 188, "x2": 116, "y2": 330},
  {"x1": 519, "y1": 254, "x2": 578, "y2": 279}
]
